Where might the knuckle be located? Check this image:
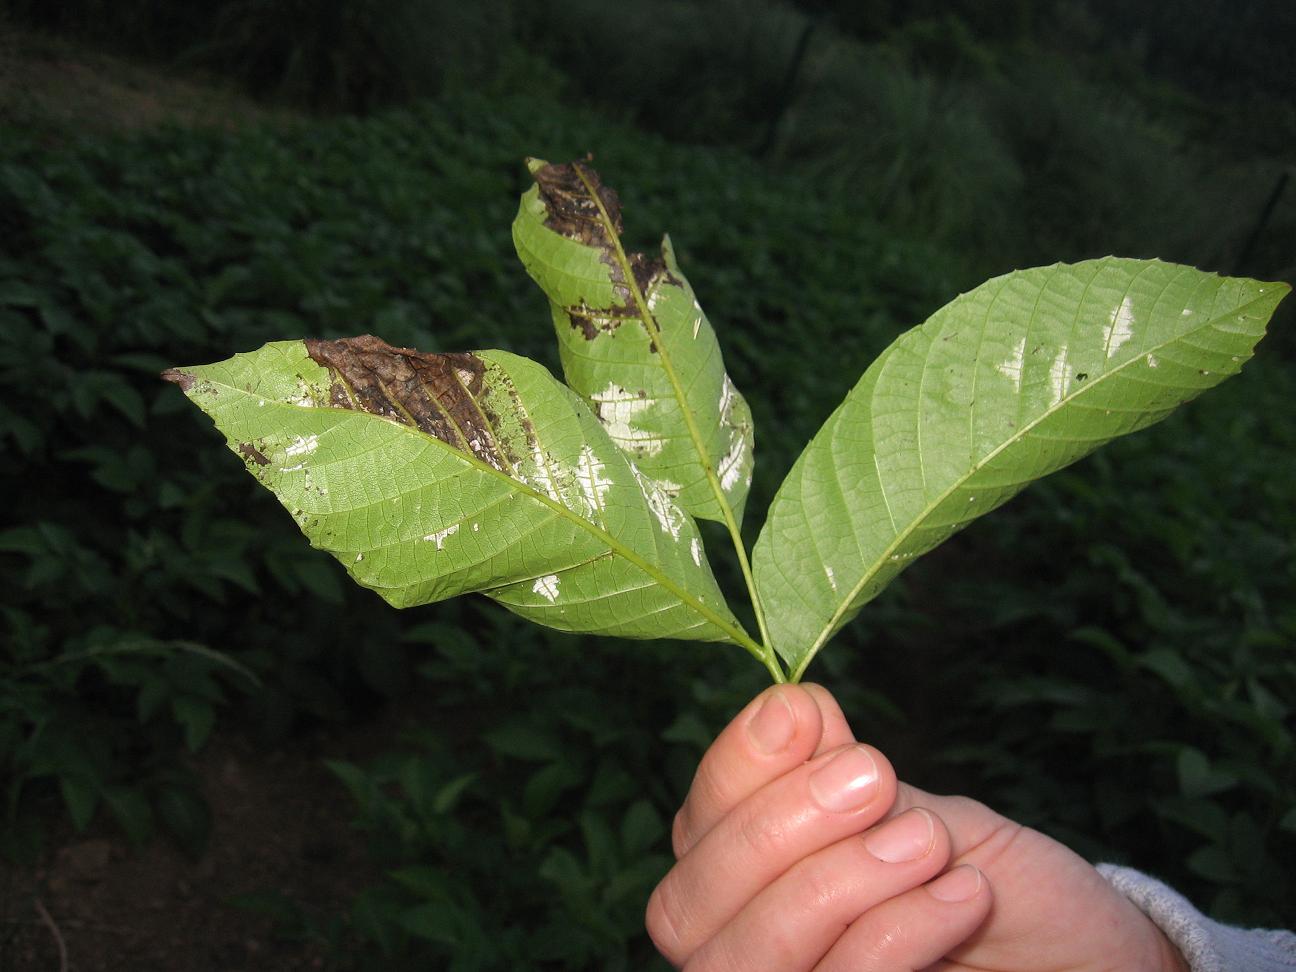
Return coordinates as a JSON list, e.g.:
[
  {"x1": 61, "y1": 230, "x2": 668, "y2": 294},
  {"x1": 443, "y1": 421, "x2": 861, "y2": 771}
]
[
  {"x1": 793, "y1": 853, "x2": 853, "y2": 911},
  {"x1": 731, "y1": 800, "x2": 794, "y2": 860},
  {"x1": 862, "y1": 919, "x2": 910, "y2": 966}
]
